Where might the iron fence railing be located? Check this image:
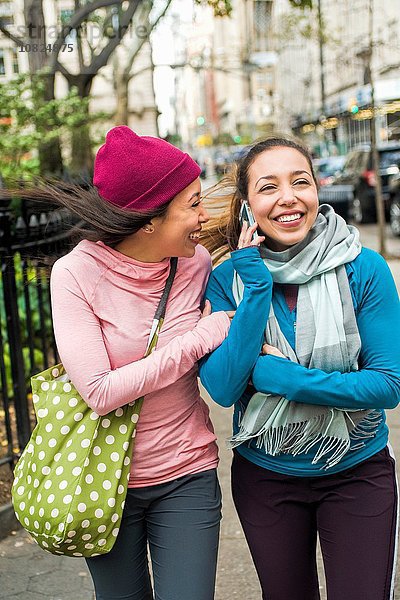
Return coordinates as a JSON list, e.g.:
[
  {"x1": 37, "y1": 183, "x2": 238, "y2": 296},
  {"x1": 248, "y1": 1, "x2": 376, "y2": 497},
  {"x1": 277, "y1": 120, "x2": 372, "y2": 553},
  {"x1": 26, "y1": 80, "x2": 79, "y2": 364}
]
[{"x1": 0, "y1": 195, "x2": 79, "y2": 473}]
